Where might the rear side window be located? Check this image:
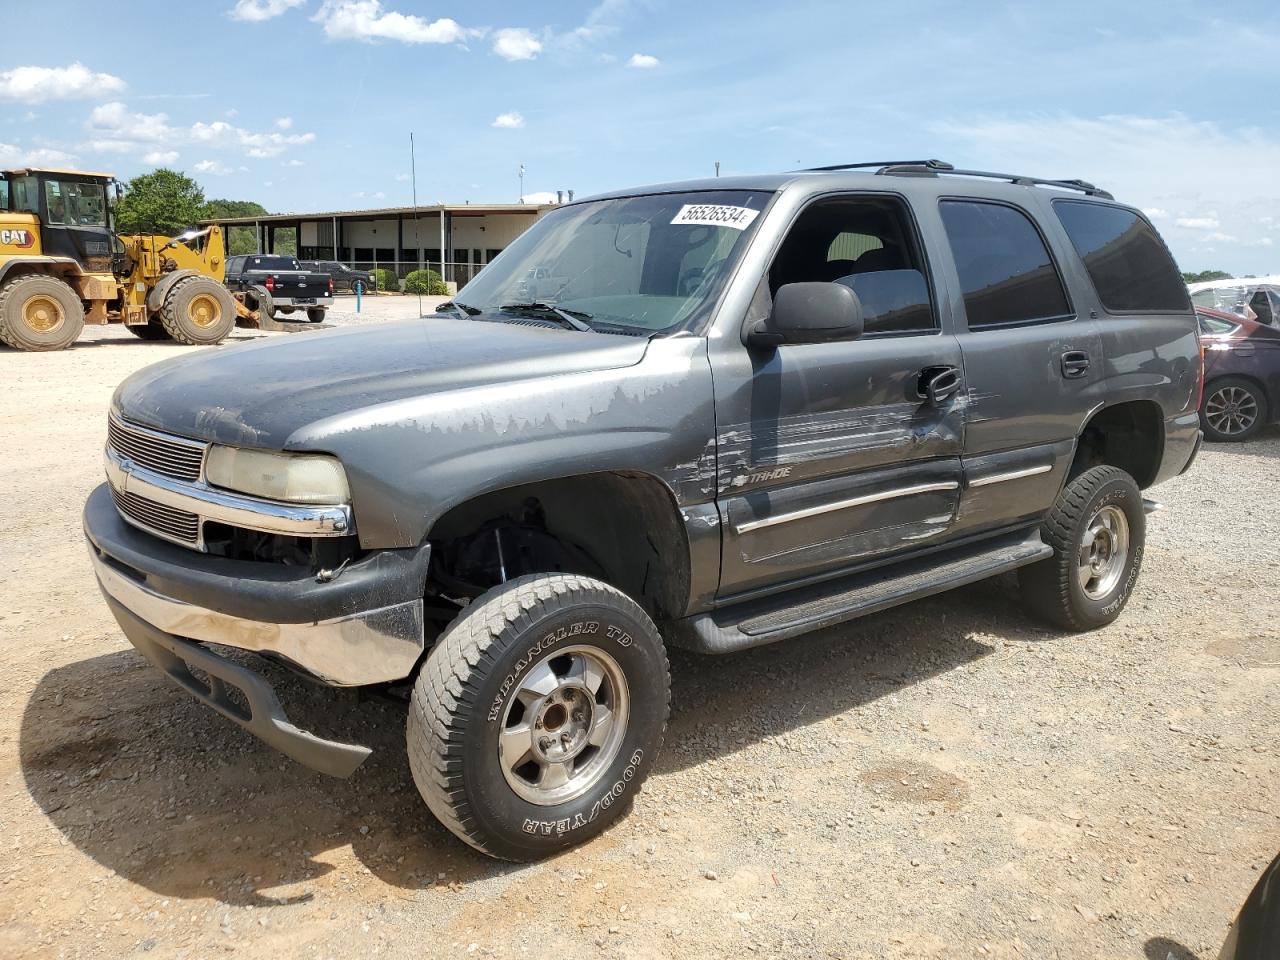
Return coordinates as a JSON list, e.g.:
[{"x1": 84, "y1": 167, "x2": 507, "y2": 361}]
[
  {"x1": 939, "y1": 200, "x2": 1072, "y2": 329},
  {"x1": 1053, "y1": 201, "x2": 1189, "y2": 312}
]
